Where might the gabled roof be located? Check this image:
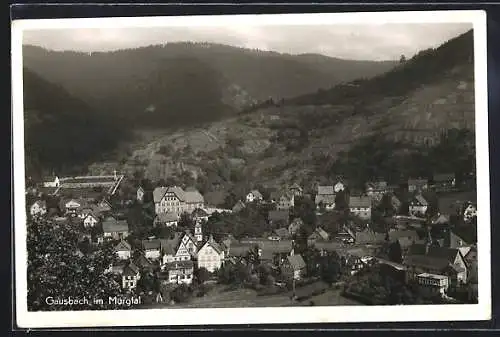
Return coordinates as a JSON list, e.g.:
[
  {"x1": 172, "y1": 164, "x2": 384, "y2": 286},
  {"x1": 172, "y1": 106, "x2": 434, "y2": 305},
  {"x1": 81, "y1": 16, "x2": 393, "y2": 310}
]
[
  {"x1": 433, "y1": 173, "x2": 455, "y2": 182},
  {"x1": 122, "y1": 262, "x2": 140, "y2": 276},
  {"x1": 317, "y1": 185, "x2": 334, "y2": 195},
  {"x1": 388, "y1": 230, "x2": 419, "y2": 242},
  {"x1": 134, "y1": 253, "x2": 153, "y2": 268},
  {"x1": 268, "y1": 210, "x2": 289, "y2": 223},
  {"x1": 232, "y1": 200, "x2": 246, "y2": 212},
  {"x1": 184, "y1": 189, "x2": 204, "y2": 204},
  {"x1": 286, "y1": 254, "x2": 306, "y2": 270},
  {"x1": 248, "y1": 190, "x2": 263, "y2": 199},
  {"x1": 431, "y1": 213, "x2": 450, "y2": 225},
  {"x1": 142, "y1": 239, "x2": 162, "y2": 251},
  {"x1": 408, "y1": 178, "x2": 428, "y2": 185},
  {"x1": 310, "y1": 227, "x2": 330, "y2": 241},
  {"x1": 114, "y1": 240, "x2": 131, "y2": 252},
  {"x1": 411, "y1": 195, "x2": 428, "y2": 206},
  {"x1": 32, "y1": 200, "x2": 47, "y2": 208},
  {"x1": 201, "y1": 238, "x2": 224, "y2": 255},
  {"x1": 290, "y1": 183, "x2": 303, "y2": 191},
  {"x1": 274, "y1": 227, "x2": 291, "y2": 238},
  {"x1": 355, "y1": 230, "x2": 386, "y2": 244},
  {"x1": 366, "y1": 181, "x2": 388, "y2": 190},
  {"x1": 192, "y1": 208, "x2": 209, "y2": 217},
  {"x1": 153, "y1": 186, "x2": 186, "y2": 203},
  {"x1": 349, "y1": 196, "x2": 371, "y2": 208},
  {"x1": 155, "y1": 212, "x2": 179, "y2": 223},
  {"x1": 102, "y1": 217, "x2": 129, "y2": 233},
  {"x1": 315, "y1": 194, "x2": 336, "y2": 204},
  {"x1": 407, "y1": 244, "x2": 462, "y2": 263},
  {"x1": 137, "y1": 186, "x2": 145, "y2": 192},
  {"x1": 160, "y1": 234, "x2": 182, "y2": 255}
]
